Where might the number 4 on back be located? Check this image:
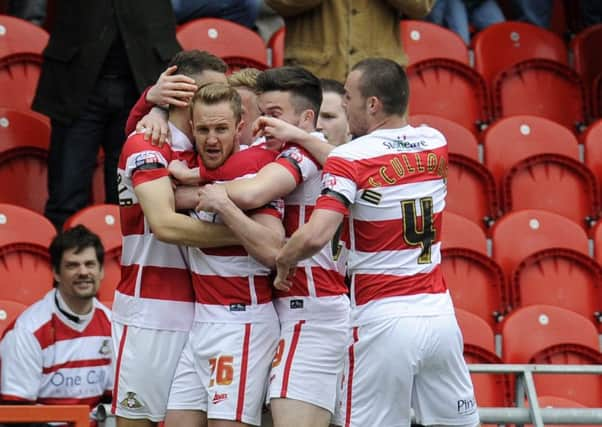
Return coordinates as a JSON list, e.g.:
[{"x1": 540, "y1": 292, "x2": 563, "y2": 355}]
[{"x1": 401, "y1": 197, "x2": 435, "y2": 264}]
